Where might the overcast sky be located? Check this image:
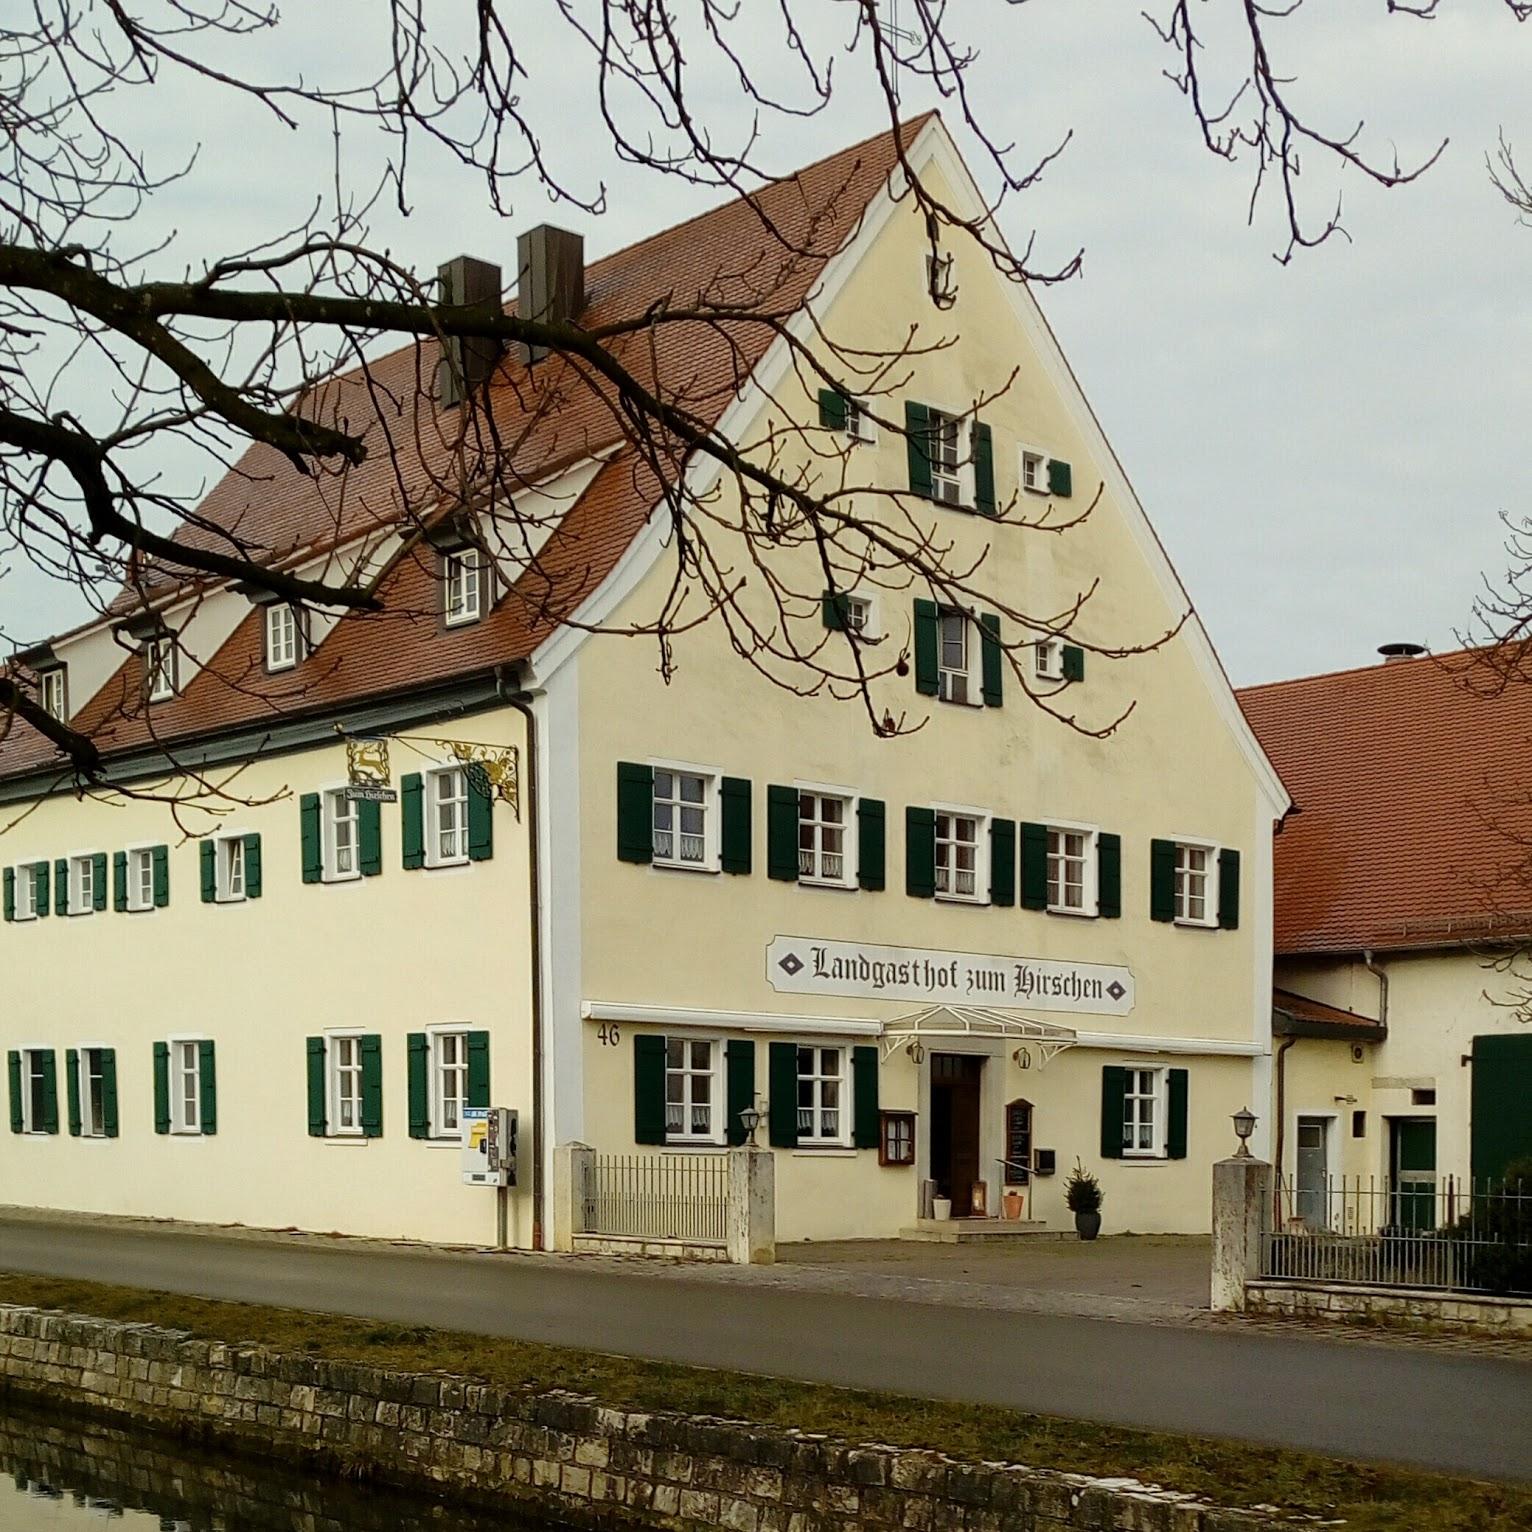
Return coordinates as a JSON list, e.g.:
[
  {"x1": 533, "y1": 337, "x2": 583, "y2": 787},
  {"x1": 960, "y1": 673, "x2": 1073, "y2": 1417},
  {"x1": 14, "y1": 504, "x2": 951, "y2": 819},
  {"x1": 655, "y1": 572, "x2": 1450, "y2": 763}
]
[{"x1": 4, "y1": 1, "x2": 1530, "y2": 688}]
